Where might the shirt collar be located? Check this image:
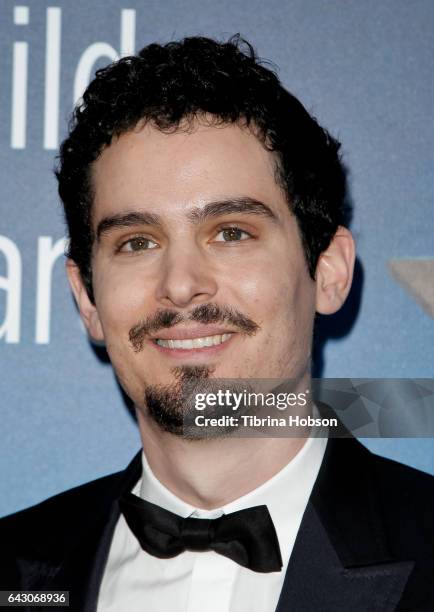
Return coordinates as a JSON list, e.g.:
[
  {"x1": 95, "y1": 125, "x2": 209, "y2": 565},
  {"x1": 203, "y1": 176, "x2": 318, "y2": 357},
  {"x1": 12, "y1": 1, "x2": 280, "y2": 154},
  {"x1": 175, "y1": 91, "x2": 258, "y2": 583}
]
[{"x1": 137, "y1": 430, "x2": 327, "y2": 565}]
